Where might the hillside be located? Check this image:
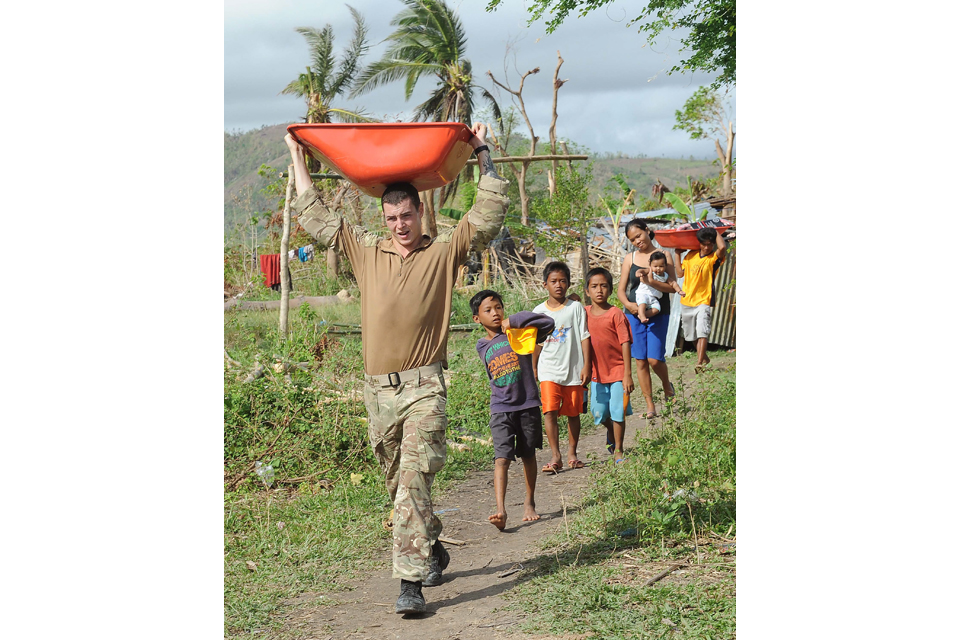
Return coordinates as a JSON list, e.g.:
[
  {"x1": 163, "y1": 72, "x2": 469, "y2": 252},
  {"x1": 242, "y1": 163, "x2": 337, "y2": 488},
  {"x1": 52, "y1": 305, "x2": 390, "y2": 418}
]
[{"x1": 223, "y1": 124, "x2": 722, "y2": 238}]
